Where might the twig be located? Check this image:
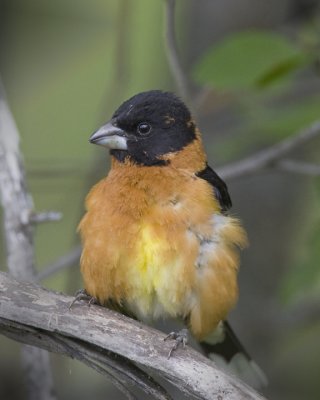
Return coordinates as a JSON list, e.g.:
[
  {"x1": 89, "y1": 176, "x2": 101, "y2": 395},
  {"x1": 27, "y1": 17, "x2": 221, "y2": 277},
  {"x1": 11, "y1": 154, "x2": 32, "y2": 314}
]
[
  {"x1": 276, "y1": 159, "x2": 320, "y2": 176},
  {"x1": 217, "y1": 121, "x2": 320, "y2": 180},
  {"x1": 29, "y1": 210, "x2": 63, "y2": 224},
  {"x1": 0, "y1": 271, "x2": 267, "y2": 400},
  {"x1": 163, "y1": 0, "x2": 190, "y2": 103},
  {"x1": 0, "y1": 78, "x2": 56, "y2": 400},
  {"x1": 163, "y1": 1, "x2": 216, "y2": 114},
  {"x1": 37, "y1": 245, "x2": 82, "y2": 281}
]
